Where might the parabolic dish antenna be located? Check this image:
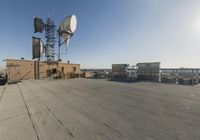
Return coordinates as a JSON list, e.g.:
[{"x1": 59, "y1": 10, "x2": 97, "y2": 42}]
[
  {"x1": 34, "y1": 16, "x2": 44, "y2": 33},
  {"x1": 32, "y1": 37, "x2": 44, "y2": 59},
  {"x1": 59, "y1": 15, "x2": 77, "y2": 45},
  {"x1": 59, "y1": 15, "x2": 77, "y2": 33}
]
